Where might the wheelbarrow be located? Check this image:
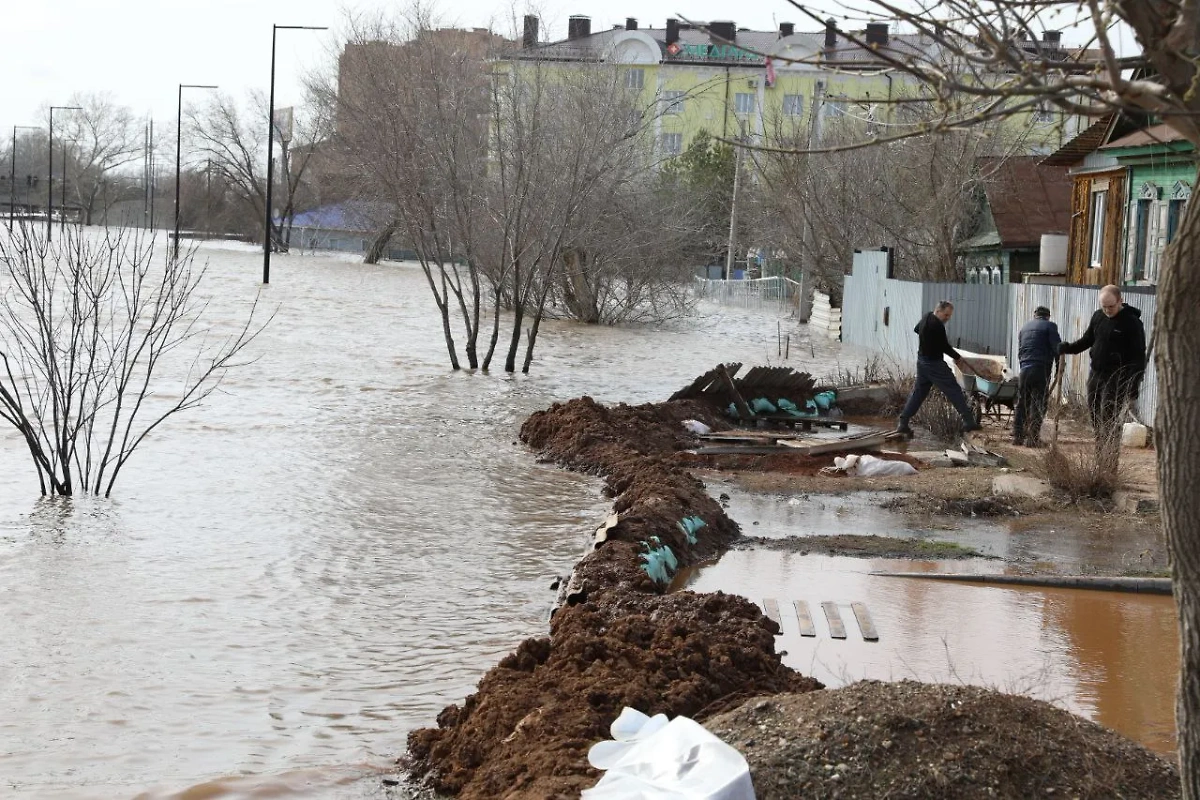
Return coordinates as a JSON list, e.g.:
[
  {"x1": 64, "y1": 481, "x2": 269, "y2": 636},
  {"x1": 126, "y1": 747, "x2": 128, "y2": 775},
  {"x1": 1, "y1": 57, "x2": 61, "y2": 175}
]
[{"x1": 970, "y1": 375, "x2": 1019, "y2": 425}]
